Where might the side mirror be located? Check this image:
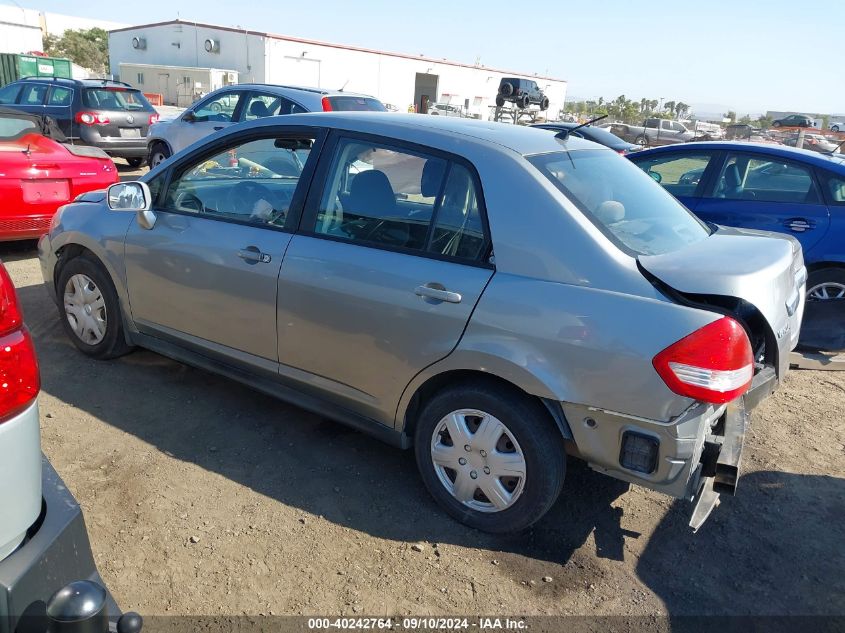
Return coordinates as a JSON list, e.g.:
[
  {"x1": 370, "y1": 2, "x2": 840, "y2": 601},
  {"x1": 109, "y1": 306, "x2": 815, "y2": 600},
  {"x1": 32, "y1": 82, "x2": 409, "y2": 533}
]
[
  {"x1": 107, "y1": 182, "x2": 157, "y2": 230},
  {"x1": 182, "y1": 111, "x2": 196, "y2": 122},
  {"x1": 648, "y1": 170, "x2": 663, "y2": 183}
]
